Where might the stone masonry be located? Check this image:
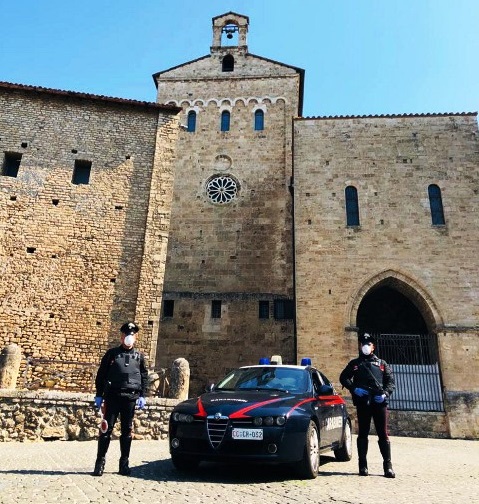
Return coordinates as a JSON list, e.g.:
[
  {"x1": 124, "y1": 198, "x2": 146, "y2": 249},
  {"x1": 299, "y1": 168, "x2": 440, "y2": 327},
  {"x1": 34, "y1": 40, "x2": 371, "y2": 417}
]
[
  {"x1": 293, "y1": 114, "x2": 479, "y2": 438},
  {"x1": 0, "y1": 11, "x2": 478, "y2": 439},
  {"x1": 0, "y1": 83, "x2": 180, "y2": 387},
  {"x1": 154, "y1": 13, "x2": 300, "y2": 392},
  {"x1": 0, "y1": 389, "x2": 177, "y2": 442}
]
